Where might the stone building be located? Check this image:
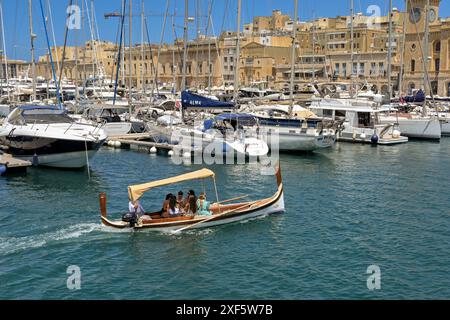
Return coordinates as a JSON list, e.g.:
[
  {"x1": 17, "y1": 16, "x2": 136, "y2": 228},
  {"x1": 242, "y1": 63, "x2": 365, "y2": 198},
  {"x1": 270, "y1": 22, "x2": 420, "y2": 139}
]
[
  {"x1": 402, "y1": 0, "x2": 450, "y2": 97},
  {"x1": 31, "y1": 2, "x2": 450, "y2": 96}
]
